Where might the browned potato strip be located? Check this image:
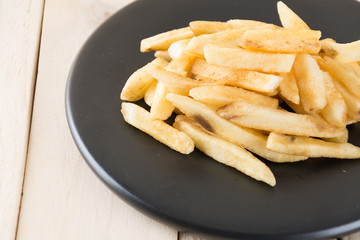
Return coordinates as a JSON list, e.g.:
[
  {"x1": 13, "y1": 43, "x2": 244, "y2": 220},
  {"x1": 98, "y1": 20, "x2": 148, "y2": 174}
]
[
  {"x1": 204, "y1": 44, "x2": 296, "y2": 73},
  {"x1": 154, "y1": 51, "x2": 171, "y2": 61},
  {"x1": 150, "y1": 82, "x2": 174, "y2": 120},
  {"x1": 240, "y1": 29, "x2": 321, "y2": 54},
  {"x1": 320, "y1": 39, "x2": 360, "y2": 63},
  {"x1": 185, "y1": 28, "x2": 249, "y2": 57},
  {"x1": 320, "y1": 72, "x2": 347, "y2": 128},
  {"x1": 227, "y1": 19, "x2": 279, "y2": 29},
  {"x1": 148, "y1": 65, "x2": 199, "y2": 95},
  {"x1": 168, "y1": 39, "x2": 191, "y2": 59},
  {"x1": 294, "y1": 54, "x2": 327, "y2": 113},
  {"x1": 322, "y1": 128, "x2": 349, "y2": 143},
  {"x1": 319, "y1": 56, "x2": 360, "y2": 100},
  {"x1": 279, "y1": 71, "x2": 300, "y2": 104},
  {"x1": 189, "y1": 21, "x2": 231, "y2": 35},
  {"x1": 120, "y1": 58, "x2": 168, "y2": 101},
  {"x1": 267, "y1": 132, "x2": 360, "y2": 158},
  {"x1": 140, "y1": 27, "x2": 194, "y2": 52},
  {"x1": 191, "y1": 58, "x2": 281, "y2": 93},
  {"x1": 174, "y1": 116, "x2": 276, "y2": 186},
  {"x1": 165, "y1": 53, "x2": 196, "y2": 77},
  {"x1": 121, "y1": 102, "x2": 194, "y2": 154},
  {"x1": 349, "y1": 62, "x2": 360, "y2": 77},
  {"x1": 150, "y1": 56, "x2": 195, "y2": 120},
  {"x1": 332, "y1": 79, "x2": 360, "y2": 122},
  {"x1": 277, "y1": 1, "x2": 311, "y2": 30},
  {"x1": 189, "y1": 85, "x2": 279, "y2": 108},
  {"x1": 144, "y1": 81, "x2": 157, "y2": 106},
  {"x1": 217, "y1": 101, "x2": 346, "y2": 138},
  {"x1": 166, "y1": 93, "x2": 307, "y2": 163}
]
